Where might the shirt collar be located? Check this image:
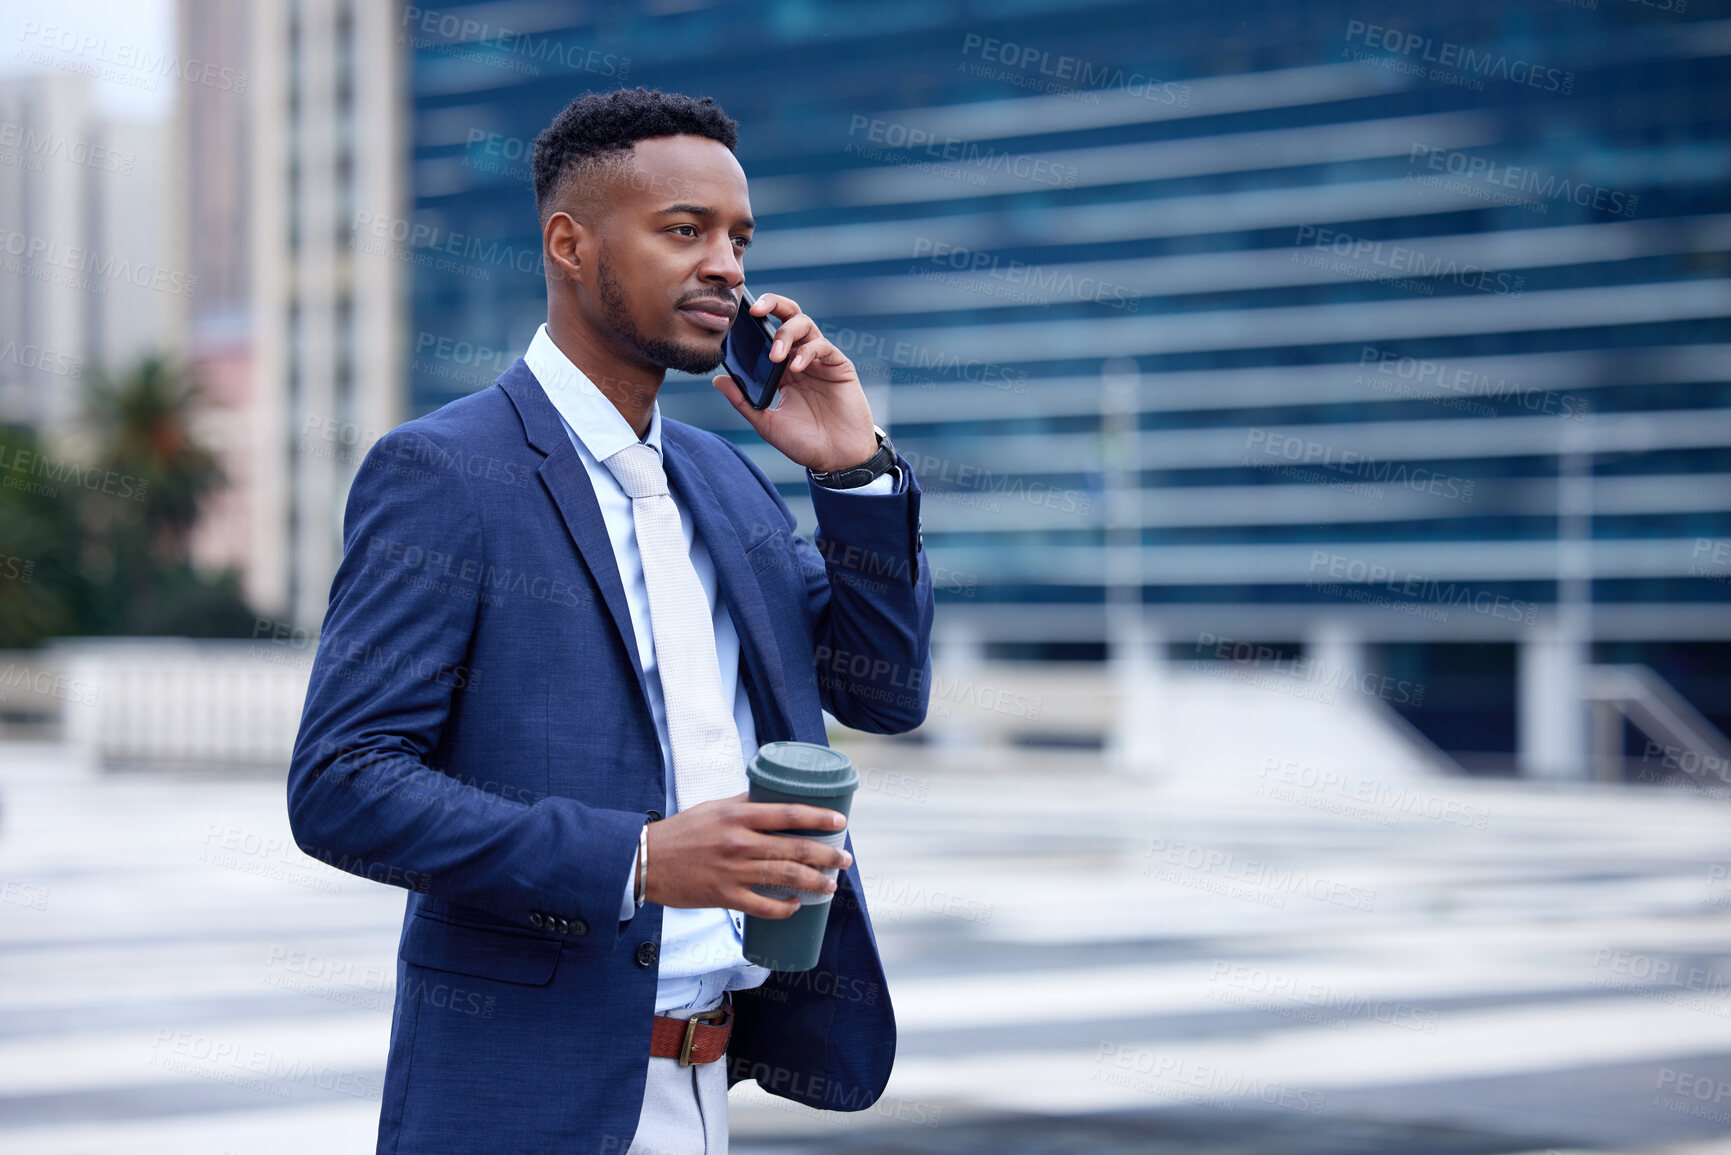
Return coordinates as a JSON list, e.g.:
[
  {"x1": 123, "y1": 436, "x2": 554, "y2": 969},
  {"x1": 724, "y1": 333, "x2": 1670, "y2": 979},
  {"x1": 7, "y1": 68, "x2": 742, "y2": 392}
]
[{"x1": 525, "y1": 323, "x2": 663, "y2": 462}]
